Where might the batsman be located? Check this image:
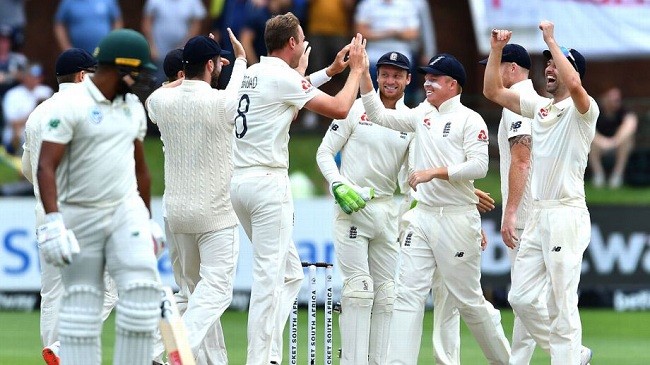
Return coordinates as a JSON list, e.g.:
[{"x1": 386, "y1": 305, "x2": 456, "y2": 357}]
[{"x1": 36, "y1": 29, "x2": 162, "y2": 365}]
